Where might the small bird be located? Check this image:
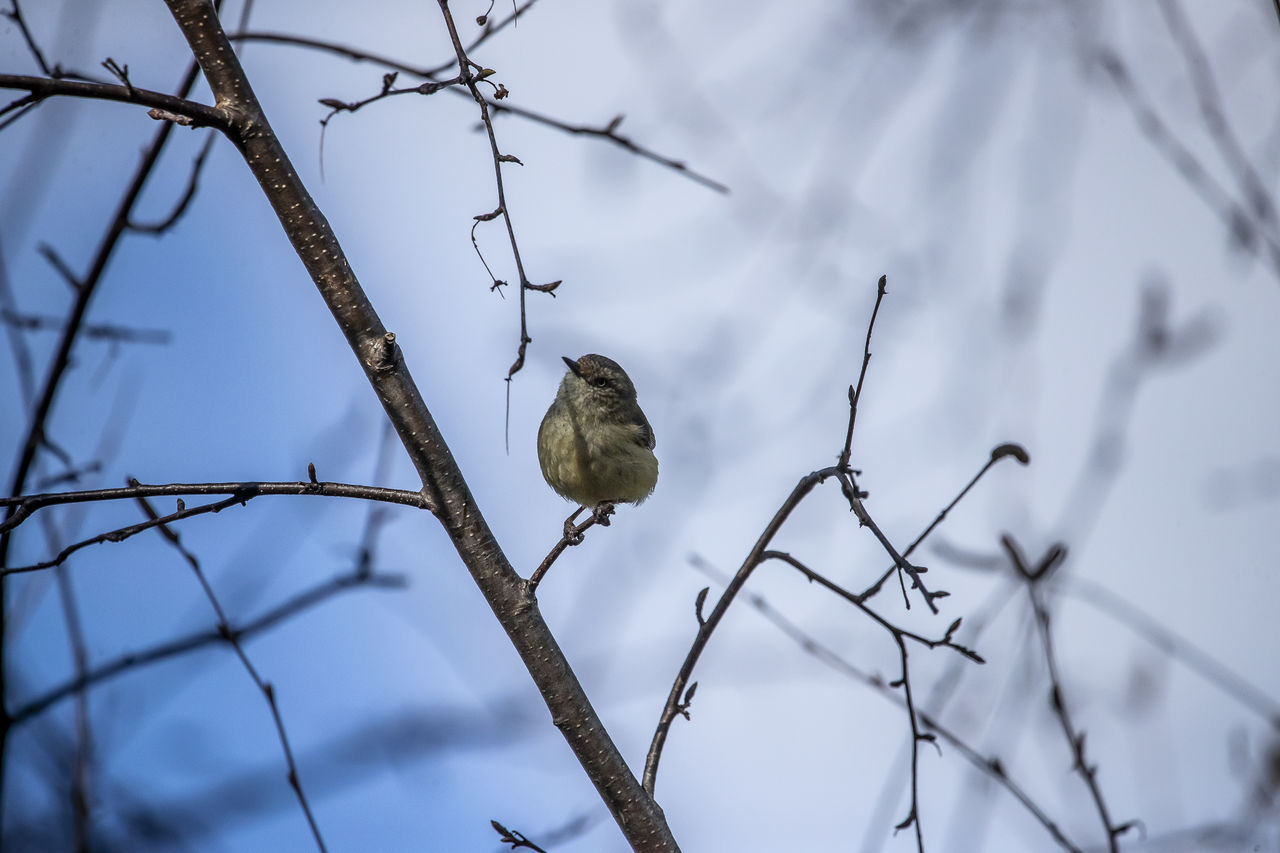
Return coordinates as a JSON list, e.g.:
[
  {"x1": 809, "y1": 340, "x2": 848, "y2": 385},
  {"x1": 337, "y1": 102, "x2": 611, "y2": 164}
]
[{"x1": 537, "y1": 354, "x2": 658, "y2": 533}]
